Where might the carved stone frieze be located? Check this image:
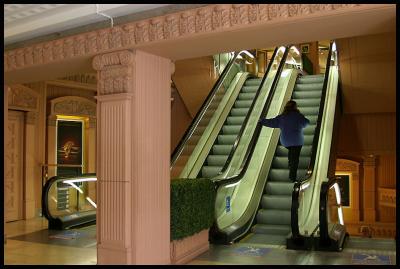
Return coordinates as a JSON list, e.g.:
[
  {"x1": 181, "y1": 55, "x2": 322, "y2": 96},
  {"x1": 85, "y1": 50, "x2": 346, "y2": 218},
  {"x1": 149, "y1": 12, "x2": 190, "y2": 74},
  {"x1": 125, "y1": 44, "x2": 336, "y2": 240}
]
[
  {"x1": 50, "y1": 96, "x2": 96, "y2": 117},
  {"x1": 8, "y1": 85, "x2": 39, "y2": 111},
  {"x1": 4, "y1": 4, "x2": 367, "y2": 71},
  {"x1": 92, "y1": 50, "x2": 135, "y2": 95}
]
